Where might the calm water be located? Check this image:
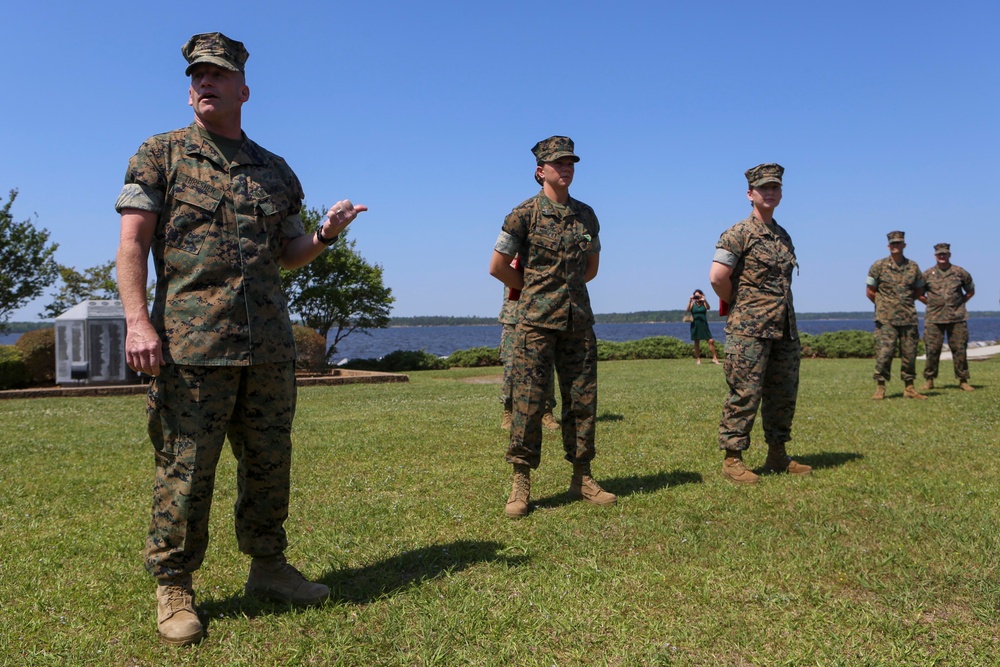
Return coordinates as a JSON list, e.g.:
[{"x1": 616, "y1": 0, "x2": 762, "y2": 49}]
[
  {"x1": 5, "y1": 318, "x2": 999, "y2": 364},
  {"x1": 323, "y1": 318, "x2": 1000, "y2": 363}
]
